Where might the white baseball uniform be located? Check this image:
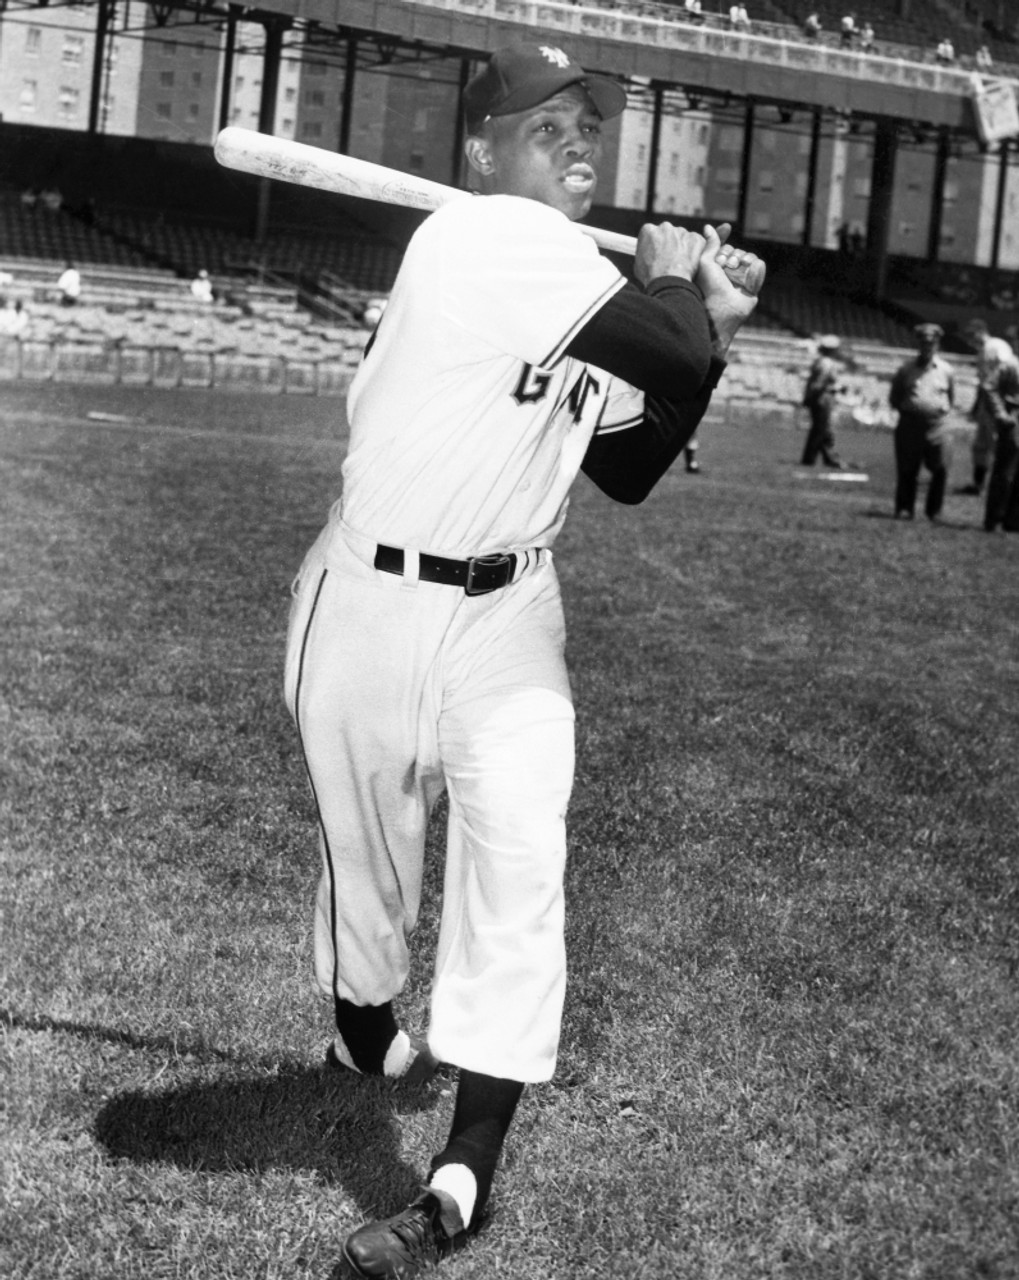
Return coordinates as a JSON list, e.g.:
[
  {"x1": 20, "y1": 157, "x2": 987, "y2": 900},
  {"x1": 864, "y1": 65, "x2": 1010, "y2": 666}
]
[{"x1": 285, "y1": 194, "x2": 702, "y2": 1083}]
